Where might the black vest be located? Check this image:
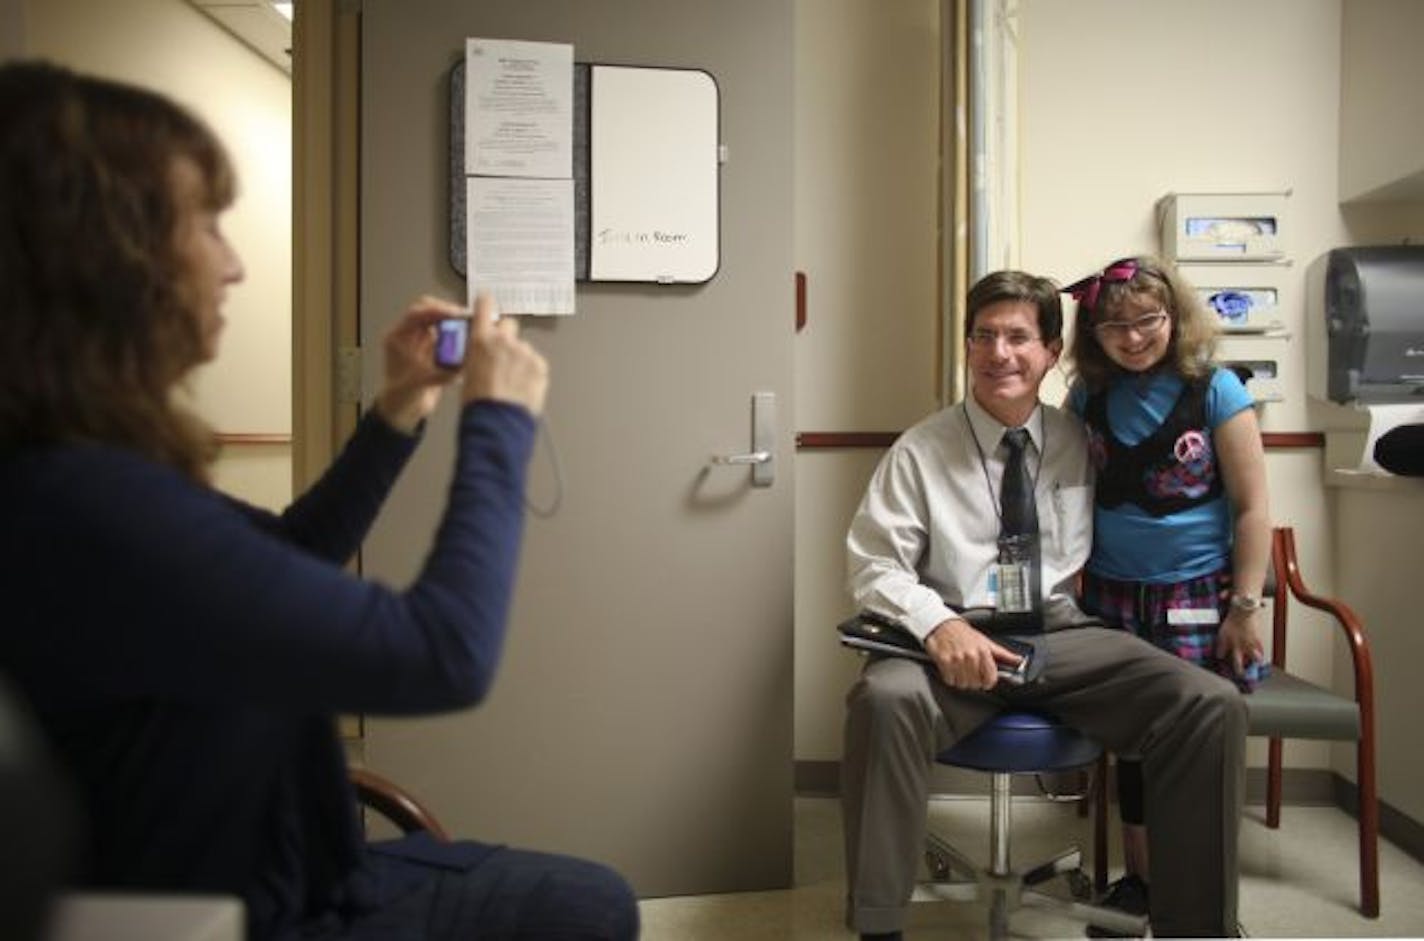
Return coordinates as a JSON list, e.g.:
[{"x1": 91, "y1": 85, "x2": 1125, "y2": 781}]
[{"x1": 1083, "y1": 374, "x2": 1223, "y2": 518}]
